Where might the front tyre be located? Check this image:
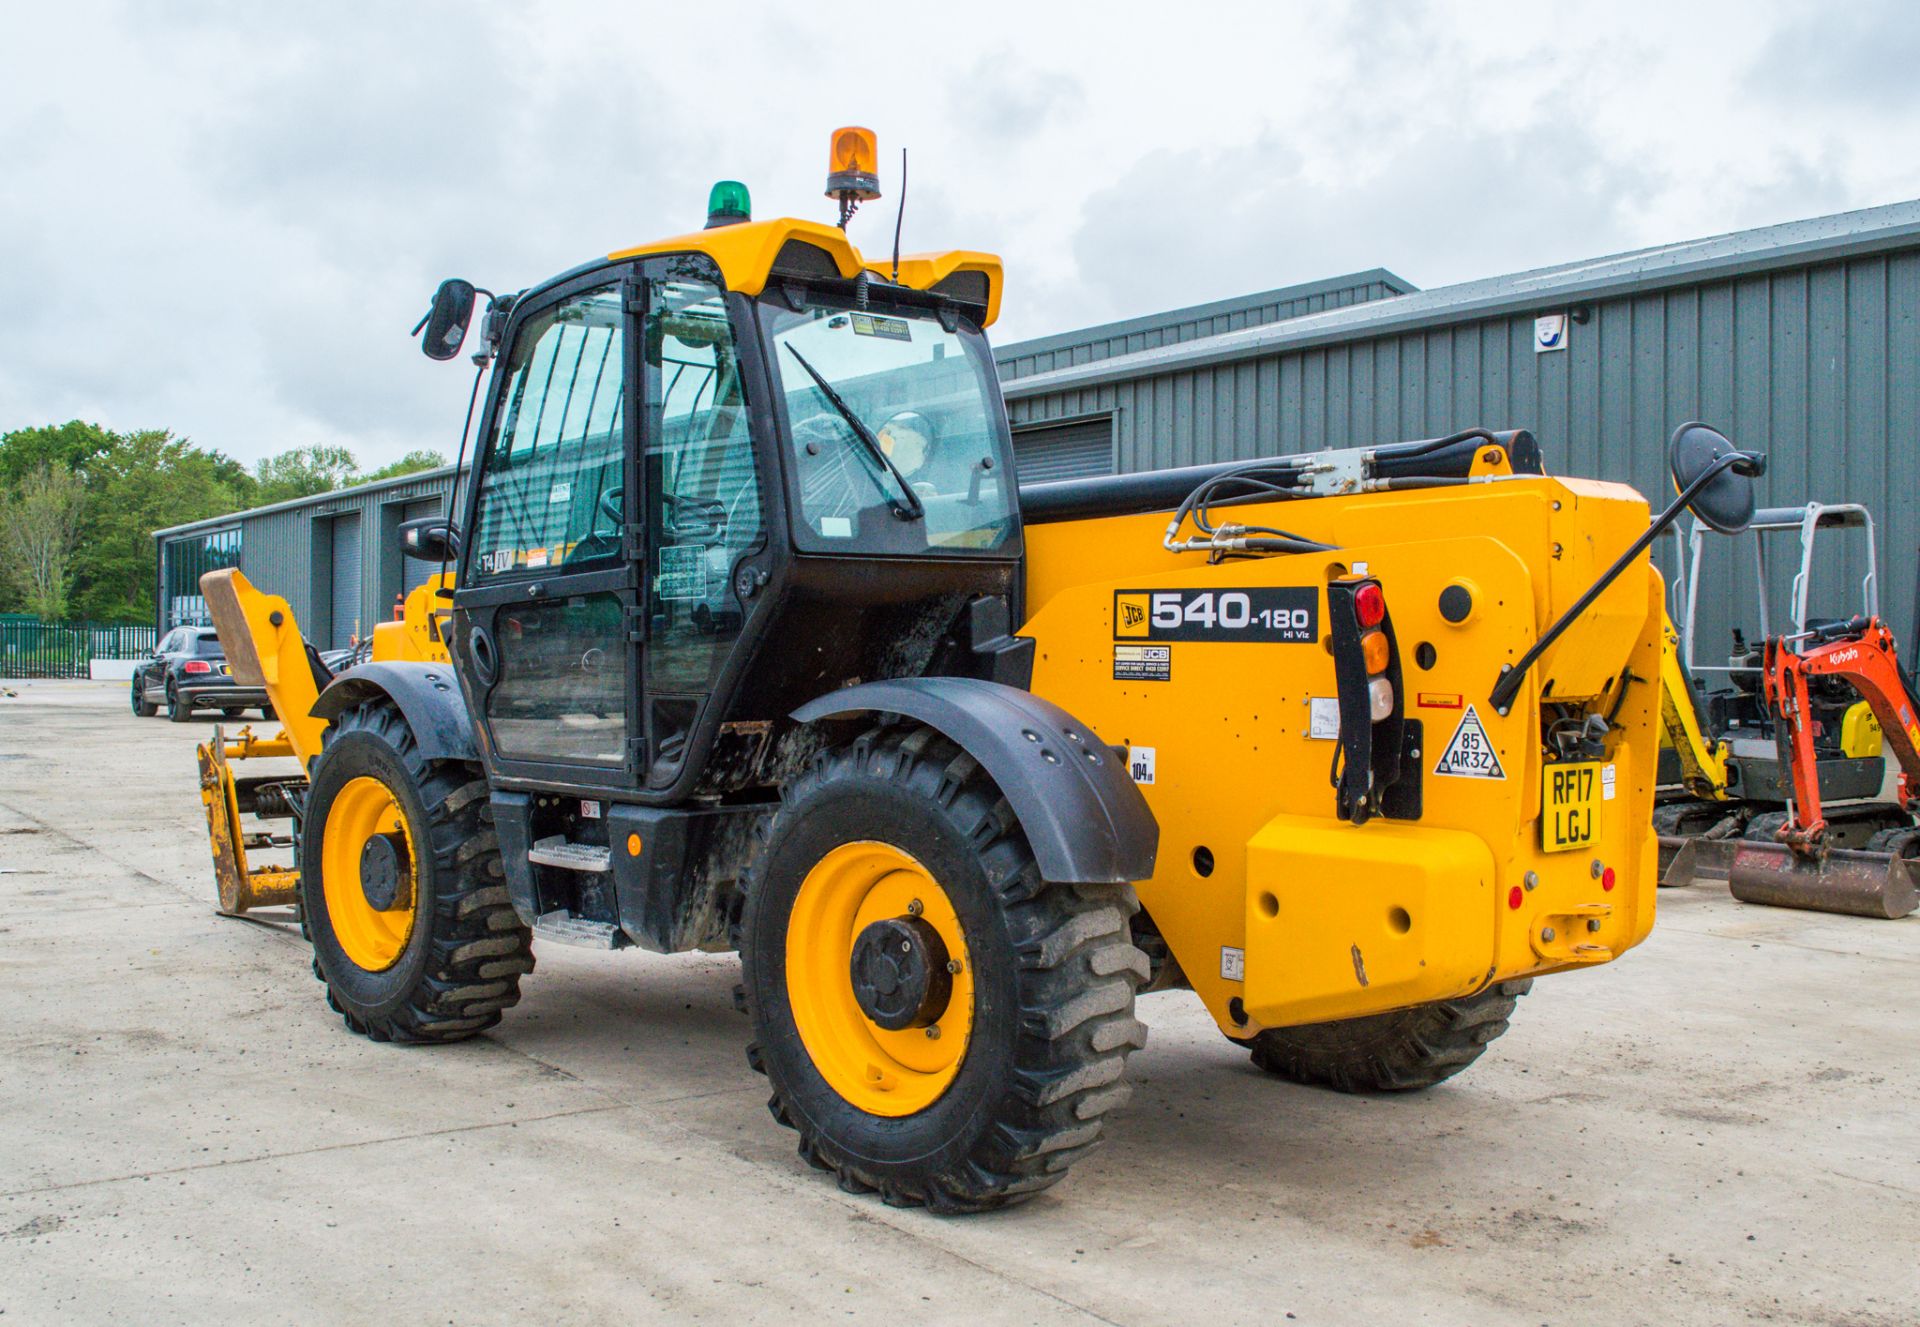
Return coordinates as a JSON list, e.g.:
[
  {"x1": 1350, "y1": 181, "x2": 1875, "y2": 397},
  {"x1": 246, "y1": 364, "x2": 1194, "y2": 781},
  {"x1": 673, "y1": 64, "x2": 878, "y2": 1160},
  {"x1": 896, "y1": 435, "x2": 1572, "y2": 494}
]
[
  {"x1": 742, "y1": 724, "x2": 1148, "y2": 1212},
  {"x1": 301, "y1": 699, "x2": 532, "y2": 1043},
  {"x1": 1233, "y1": 979, "x2": 1531, "y2": 1092}
]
